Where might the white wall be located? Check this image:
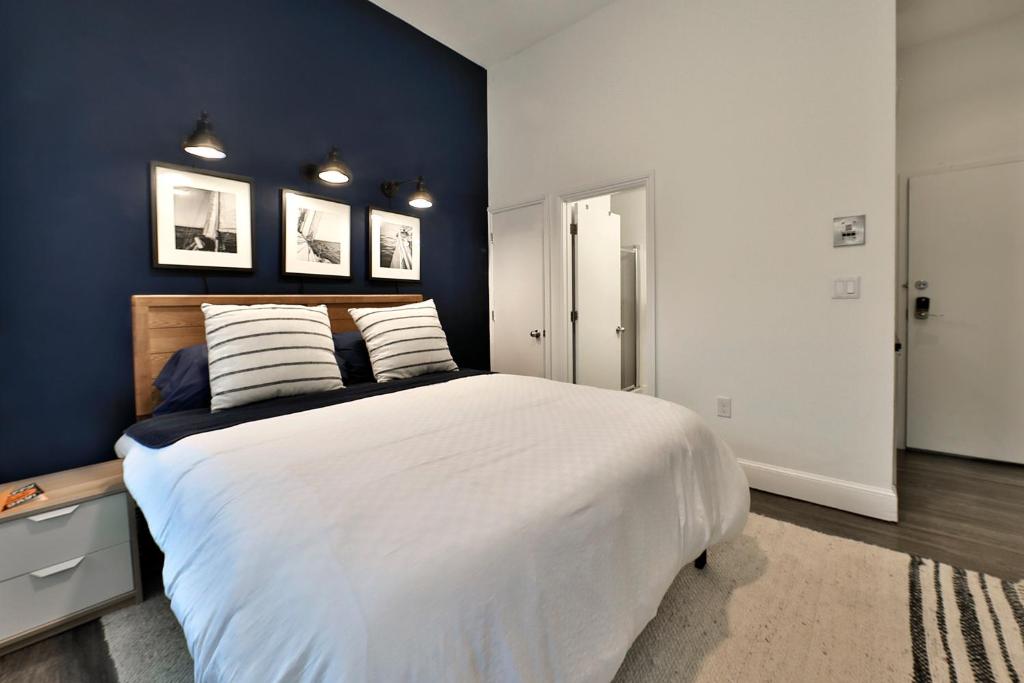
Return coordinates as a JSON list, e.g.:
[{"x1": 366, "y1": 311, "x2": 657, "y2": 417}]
[
  {"x1": 895, "y1": 11, "x2": 1024, "y2": 446},
  {"x1": 488, "y1": 0, "x2": 898, "y2": 518},
  {"x1": 898, "y1": 12, "x2": 1024, "y2": 173}
]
